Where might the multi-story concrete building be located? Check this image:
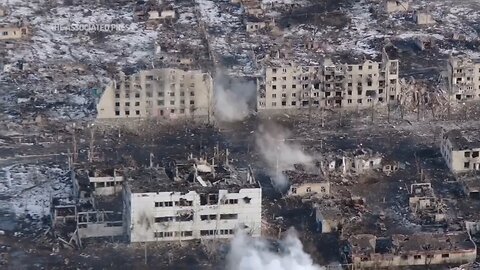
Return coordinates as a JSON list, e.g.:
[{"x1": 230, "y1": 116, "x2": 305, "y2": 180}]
[
  {"x1": 257, "y1": 46, "x2": 400, "y2": 111},
  {"x1": 440, "y1": 128, "x2": 480, "y2": 173},
  {"x1": 348, "y1": 232, "x2": 476, "y2": 268},
  {"x1": 123, "y1": 155, "x2": 262, "y2": 242},
  {"x1": 96, "y1": 68, "x2": 213, "y2": 120},
  {"x1": 447, "y1": 54, "x2": 480, "y2": 101}
]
